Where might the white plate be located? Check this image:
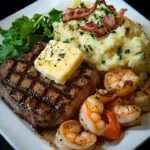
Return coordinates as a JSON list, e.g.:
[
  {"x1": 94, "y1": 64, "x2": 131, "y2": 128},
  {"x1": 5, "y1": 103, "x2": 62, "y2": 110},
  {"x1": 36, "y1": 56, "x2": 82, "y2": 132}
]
[{"x1": 0, "y1": 0, "x2": 150, "y2": 150}]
